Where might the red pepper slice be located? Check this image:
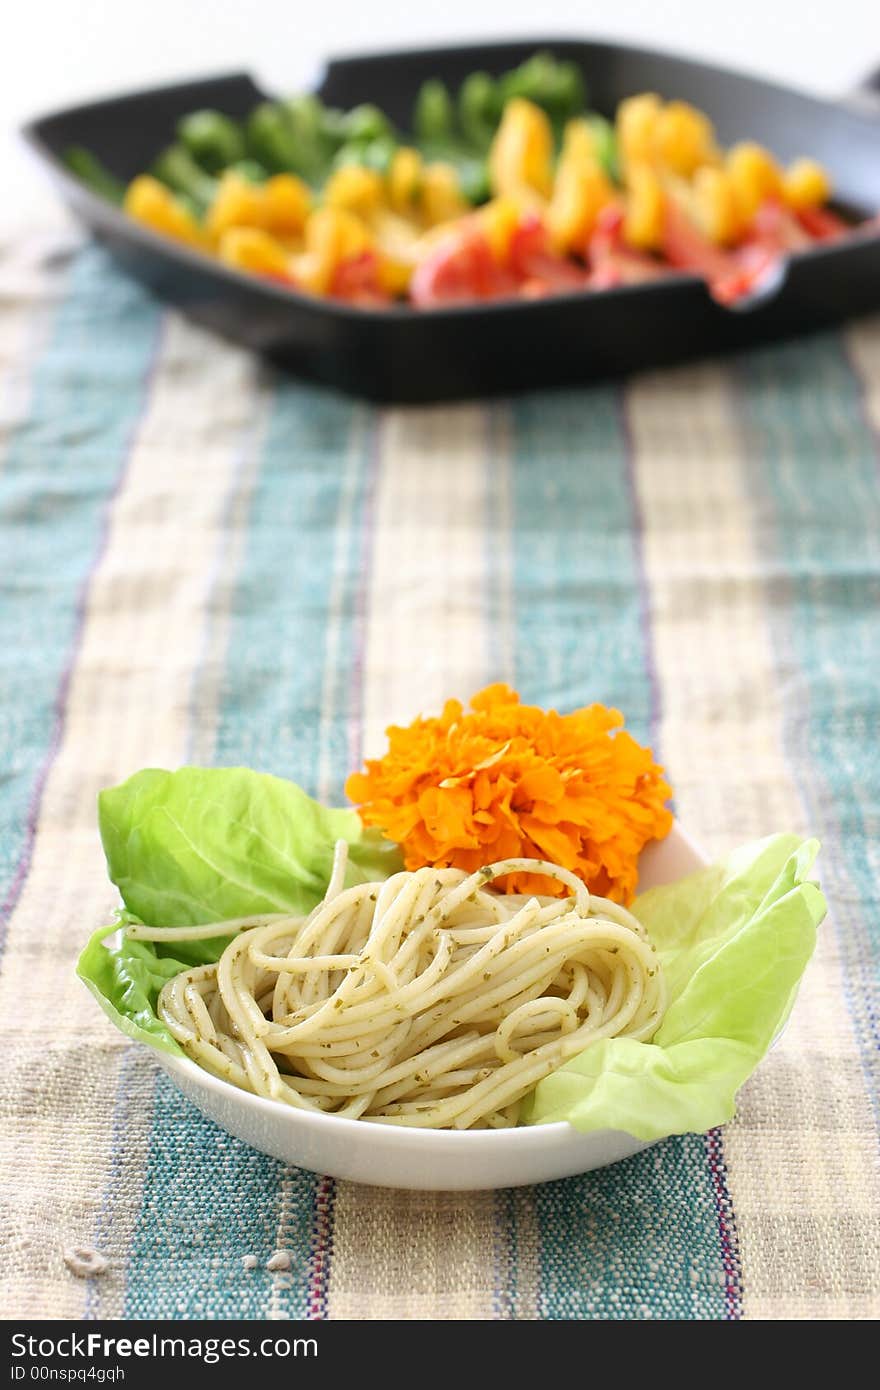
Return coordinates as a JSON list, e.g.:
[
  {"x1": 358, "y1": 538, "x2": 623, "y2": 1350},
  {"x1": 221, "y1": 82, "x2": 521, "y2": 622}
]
[
  {"x1": 794, "y1": 205, "x2": 851, "y2": 241},
  {"x1": 508, "y1": 215, "x2": 588, "y2": 291},
  {"x1": 410, "y1": 227, "x2": 517, "y2": 307},
  {"x1": 587, "y1": 202, "x2": 666, "y2": 288},
  {"x1": 329, "y1": 251, "x2": 392, "y2": 307},
  {"x1": 661, "y1": 196, "x2": 737, "y2": 280}
]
